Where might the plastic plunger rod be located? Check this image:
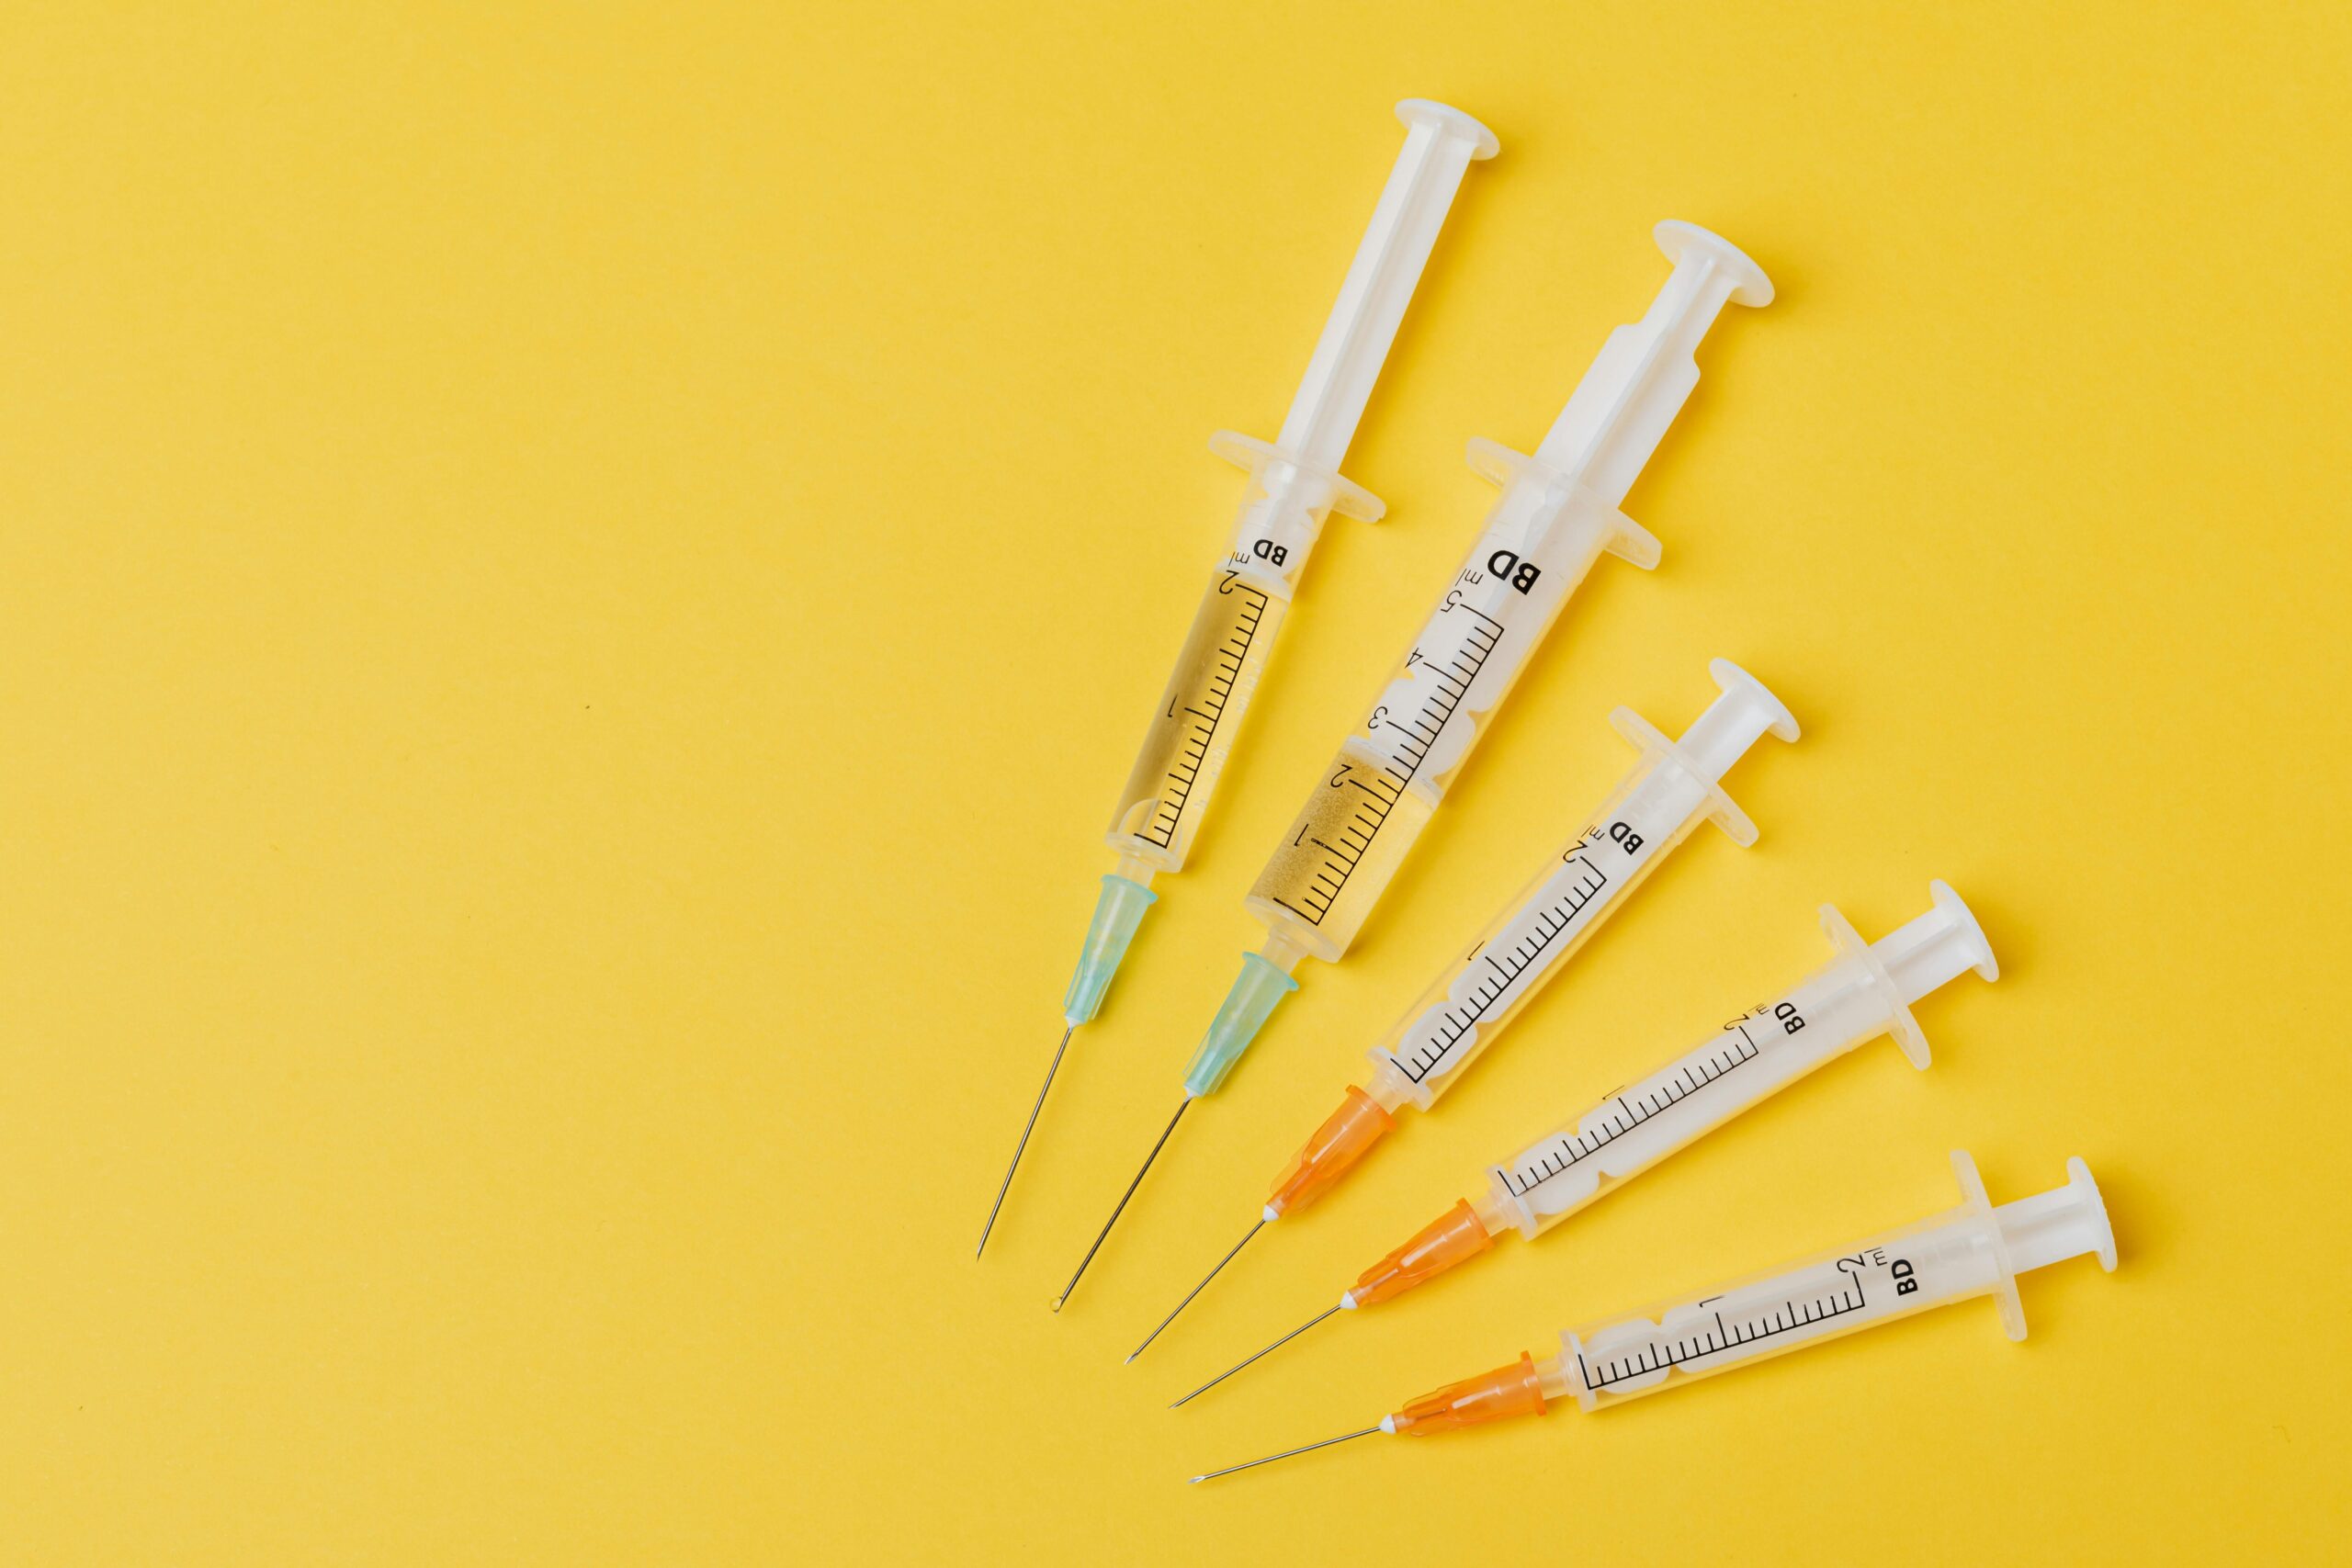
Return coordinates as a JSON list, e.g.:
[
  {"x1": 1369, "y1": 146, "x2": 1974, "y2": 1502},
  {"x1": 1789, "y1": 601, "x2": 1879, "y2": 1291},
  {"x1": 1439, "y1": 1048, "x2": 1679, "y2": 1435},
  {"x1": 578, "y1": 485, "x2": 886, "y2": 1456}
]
[
  {"x1": 1532, "y1": 221, "x2": 1772, "y2": 489},
  {"x1": 1274, "y1": 101, "x2": 1501, "y2": 475}
]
